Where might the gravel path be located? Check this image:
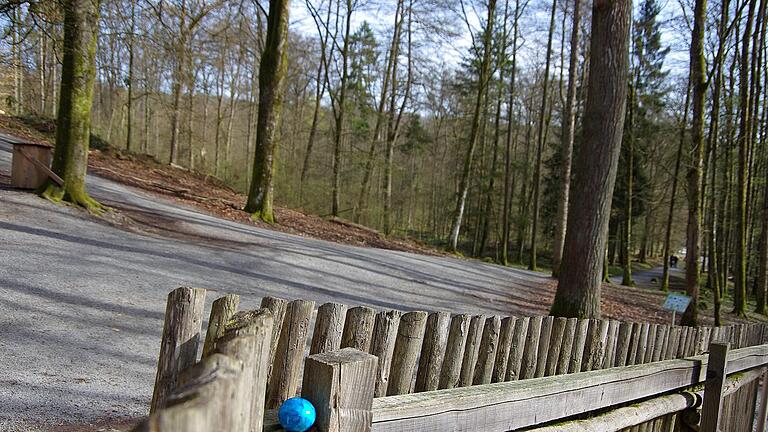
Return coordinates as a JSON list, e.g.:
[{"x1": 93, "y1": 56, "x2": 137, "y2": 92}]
[{"x1": 0, "y1": 136, "x2": 550, "y2": 430}]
